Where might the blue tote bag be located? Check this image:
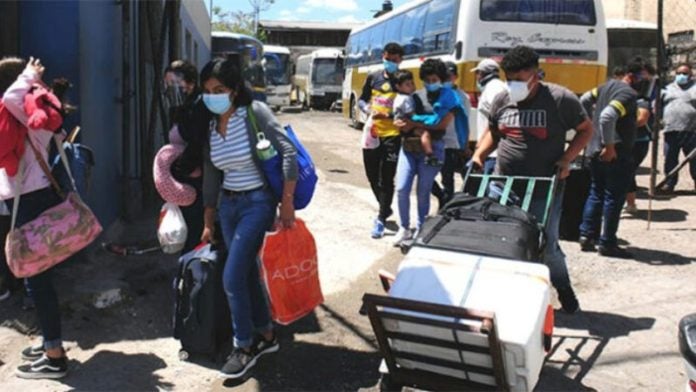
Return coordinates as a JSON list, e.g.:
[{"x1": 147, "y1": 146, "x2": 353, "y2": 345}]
[{"x1": 247, "y1": 107, "x2": 317, "y2": 210}]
